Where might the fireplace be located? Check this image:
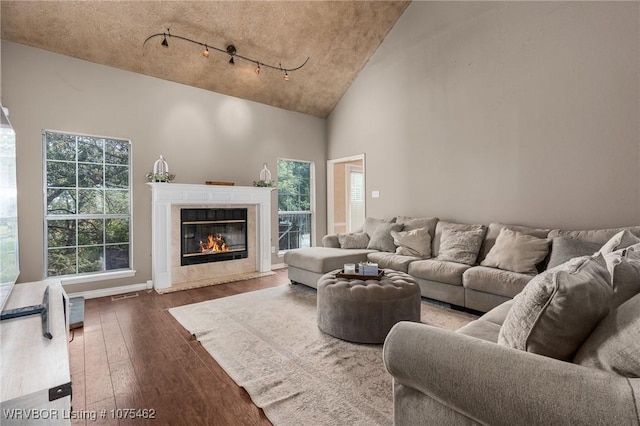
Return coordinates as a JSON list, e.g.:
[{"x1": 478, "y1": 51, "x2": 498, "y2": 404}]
[{"x1": 180, "y1": 208, "x2": 248, "y2": 266}]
